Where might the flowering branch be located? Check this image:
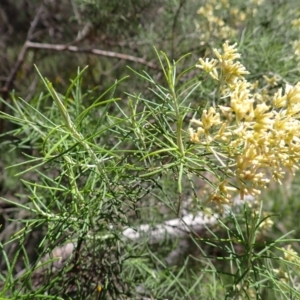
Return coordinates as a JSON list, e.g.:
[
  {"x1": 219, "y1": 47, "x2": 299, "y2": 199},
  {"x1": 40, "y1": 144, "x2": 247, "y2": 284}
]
[{"x1": 189, "y1": 41, "x2": 300, "y2": 203}]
